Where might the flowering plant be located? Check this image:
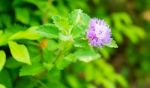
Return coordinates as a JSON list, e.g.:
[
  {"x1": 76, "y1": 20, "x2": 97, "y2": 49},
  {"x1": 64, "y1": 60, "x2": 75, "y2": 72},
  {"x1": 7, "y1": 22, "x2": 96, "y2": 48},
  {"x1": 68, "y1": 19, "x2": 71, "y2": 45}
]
[
  {"x1": 0, "y1": 9, "x2": 118, "y2": 74},
  {"x1": 0, "y1": 9, "x2": 118, "y2": 88}
]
